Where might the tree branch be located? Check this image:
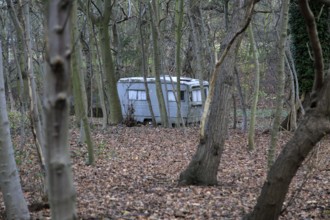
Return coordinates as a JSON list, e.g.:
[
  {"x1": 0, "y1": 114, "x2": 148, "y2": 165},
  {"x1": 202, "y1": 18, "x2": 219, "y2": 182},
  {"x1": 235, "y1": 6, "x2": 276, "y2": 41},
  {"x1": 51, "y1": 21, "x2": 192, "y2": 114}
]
[
  {"x1": 315, "y1": 0, "x2": 330, "y2": 6},
  {"x1": 298, "y1": 0, "x2": 324, "y2": 93}
]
